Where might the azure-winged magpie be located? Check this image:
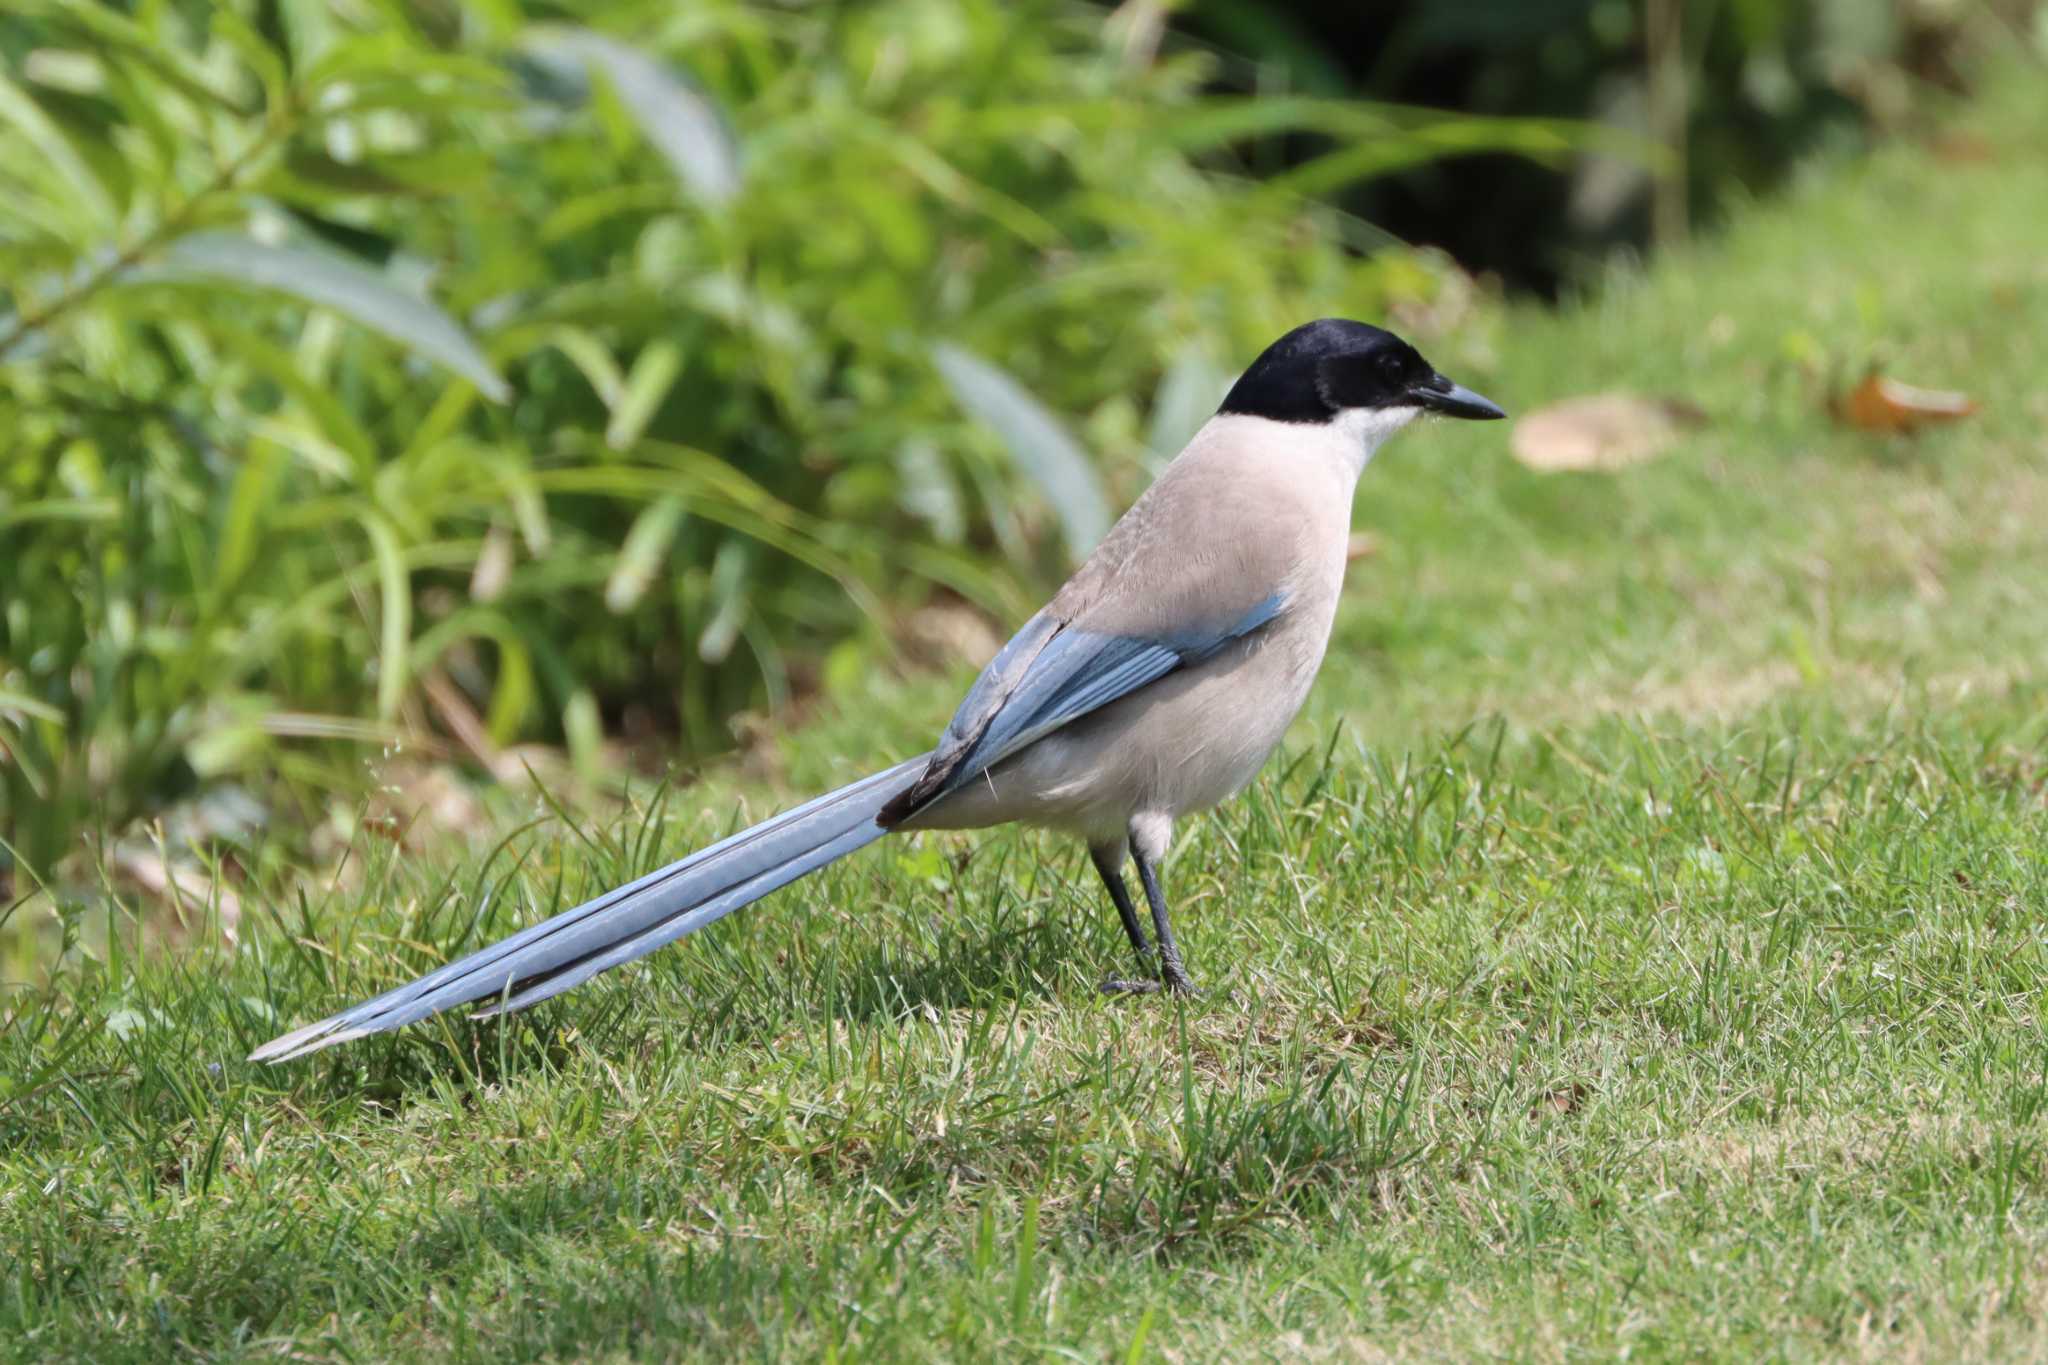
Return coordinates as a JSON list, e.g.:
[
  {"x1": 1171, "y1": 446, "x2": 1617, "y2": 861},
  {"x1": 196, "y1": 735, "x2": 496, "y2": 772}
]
[{"x1": 253, "y1": 319, "x2": 1503, "y2": 1061}]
